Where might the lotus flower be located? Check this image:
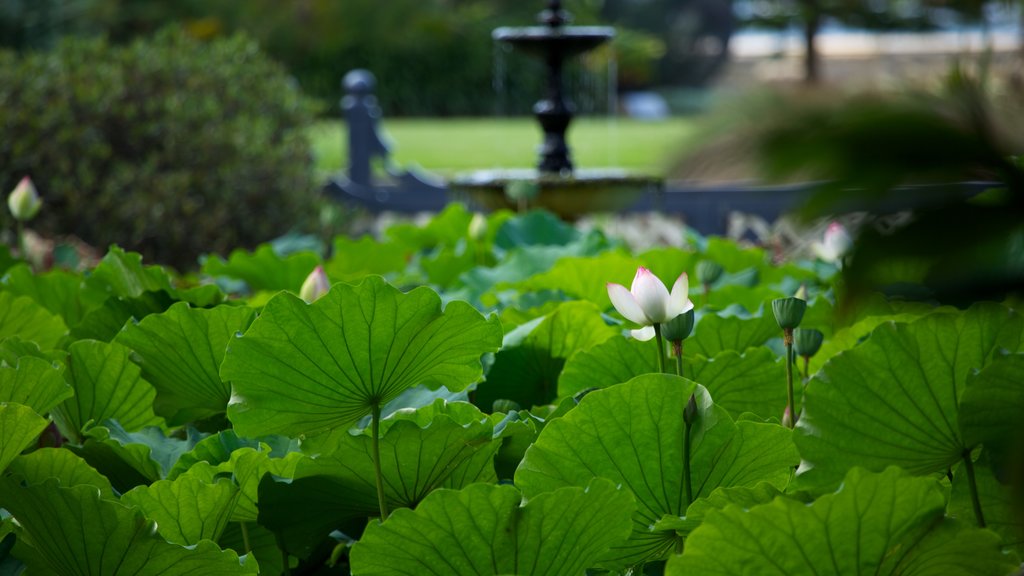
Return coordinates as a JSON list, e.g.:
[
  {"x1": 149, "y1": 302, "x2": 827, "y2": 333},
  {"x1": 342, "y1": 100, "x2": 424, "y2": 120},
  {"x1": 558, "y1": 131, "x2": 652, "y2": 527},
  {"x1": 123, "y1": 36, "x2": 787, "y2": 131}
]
[
  {"x1": 7, "y1": 176, "x2": 41, "y2": 222},
  {"x1": 607, "y1": 267, "x2": 693, "y2": 341},
  {"x1": 299, "y1": 265, "x2": 331, "y2": 303},
  {"x1": 814, "y1": 221, "x2": 852, "y2": 262}
]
